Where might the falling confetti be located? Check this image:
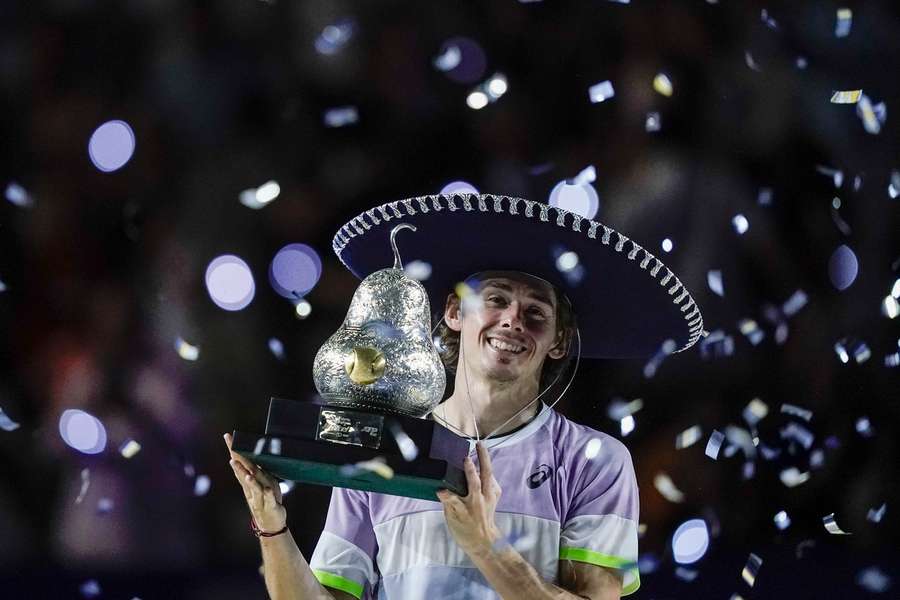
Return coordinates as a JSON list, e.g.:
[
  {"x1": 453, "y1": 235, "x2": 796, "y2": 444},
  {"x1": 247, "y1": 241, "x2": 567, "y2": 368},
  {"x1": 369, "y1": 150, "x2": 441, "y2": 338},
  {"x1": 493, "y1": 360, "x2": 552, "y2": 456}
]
[
  {"x1": 675, "y1": 567, "x2": 698, "y2": 582},
  {"x1": 773, "y1": 510, "x2": 791, "y2": 530},
  {"x1": 269, "y1": 243, "x2": 322, "y2": 300},
  {"x1": 119, "y1": 439, "x2": 141, "y2": 459},
  {"x1": 653, "y1": 472, "x2": 685, "y2": 503},
  {"x1": 295, "y1": 298, "x2": 312, "y2": 318},
  {"x1": 80, "y1": 579, "x2": 102, "y2": 598},
  {"x1": 588, "y1": 80, "x2": 615, "y2": 103},
  {"x1": 830, "y1": 90, "x2": 862, "y2": 104},
  {"x1": 4, "y1": 182, "x2": 33, "y2": 207},
  {"x1": 97, "y1": 497, "x2": 114, "y2": 514},
  {"x1": 732, "y1": 214, "x2": 749, "y2": 235},
  {"x1": 671, "y1": 519, "x2": 709, "y2": 564},
  {"x1": 389, "y1": 425, "x2": 419, "y2": 461},
  {"x1": 653, "y1": 73, "x2": 673, "y2": 97},
  {"x1": 0, "y1": 406, "x2": 20, "y2": 431},
  {"x1": 268, "y1": 337, "x2": 285, "y2": 360},
  {"x1": 239, "y1": 180, "x2": 281, "y2": 209},
  {"x1": 866, "y1": 503, "x2": 886, "y2": 523},
  {"x1": 620, "y1": 415, "x2": 635, "y2": 437},
  {"x1": 433, "y1": 44, "x2": 461, "y2": 71},
  {"x1": 889, "y1": 170, "x2": 900, "y2": 198},
  {"x1": 757, "y1": 187, "x2": 773, "y2": 206},
  {"x1": 676, "y1": 425, "x2": 702, "y2": 449},
  {"x1": 830, "y1": 200, "x2": 852, "y2": 236},
  {"x1": 823, "y1": 513, "x2": 852, "y2": 535},
  {"x1": 75, "y1": 468, "x2": 91, "y2": 504},
  {"x1": 175, "y1": 337, "x2": 200, "y2": 361},
  {"x1": 741, "y1": 553, "x2": 763, "y2": 587},
  {"x1": 780, "y1": 422, "x2": 815, "y2": 450},
  {"x1": 705, "y1": 430, "x2": 725, "y2": 460},
  {"x1": 779, "y1": 467, "x2": 810, "y2": 488},
  {"x1": 194, "y1": 474, "x2": 211, "y2": 497},
  {"x1": 835, "y1": 8, "x2": 852, "y2": 38},
  {"x1": 781, "y1": 403, "x2": 813, "y2": 421},
  {"x1": 440, "y1": 180, "x2": 479, "y2": 195},
  {"x1": 738, "y1": 318, "x2": 764, "y2": 345},
  {"x1": 744, "y1": 51, "x2": 761, "y2": 72},
  {"x1": 855, "y1": 416, "x2": 874, "y2": 437},
  {"x1": 699, "y1": 330, "x2": 734, "y2": 359},
  {"x1": 742, "y1": 398, "x2": 768, "y2": 426},
  {"x1": 816, "y1": 165, "x2": 844, "y2": 188},
  {"x1": 314, "y1": 20, "x2": 355, "y2": 55},
  {"x1": 324, "y1": 106, "x2": 359, "y2": 128},
  {"x1": 707, "y1": 270, "x2": 724, "y2": 297},
  {"x1": 548, "y1": 179, "x2": 600, "y2": 219},
  {"x1": 856, "y1": 94, "x2": 885, "y2": 134},
  {"x1": 661, "y1": 238, "x2": 674, "y2": 253},
  {"x1": 643, "y1": 339, "x2": 677, "y2": 378},
  {"x1": 645, "y1": 112, "x2": 661, "y2": 132},
  {"x1": 341, "y1": 458, "x2": 394, "y2": 480},
  {"x1": 856, "y1": 566, "x2": 892, "y2": 594}
]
